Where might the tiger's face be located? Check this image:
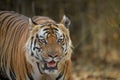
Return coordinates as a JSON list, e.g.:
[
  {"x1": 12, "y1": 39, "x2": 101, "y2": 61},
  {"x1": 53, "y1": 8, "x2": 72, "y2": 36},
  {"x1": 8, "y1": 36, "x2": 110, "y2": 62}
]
[{"x1": 26, "y1": 16, "x2": 71, "y2": 74}]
